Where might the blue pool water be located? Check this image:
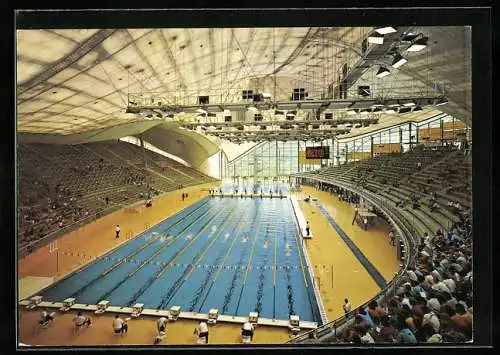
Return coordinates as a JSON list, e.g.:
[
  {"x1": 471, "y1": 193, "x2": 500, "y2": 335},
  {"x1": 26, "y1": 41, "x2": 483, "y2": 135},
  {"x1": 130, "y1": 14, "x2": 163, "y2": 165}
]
[{"x1": 39, "y1": 196, "x2": 321, "y2": 323}]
